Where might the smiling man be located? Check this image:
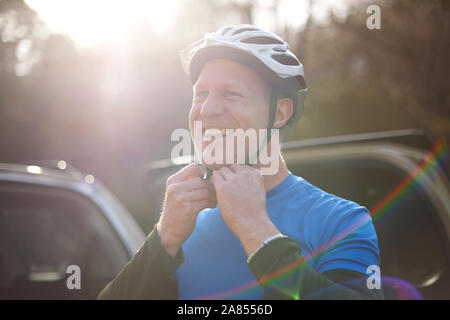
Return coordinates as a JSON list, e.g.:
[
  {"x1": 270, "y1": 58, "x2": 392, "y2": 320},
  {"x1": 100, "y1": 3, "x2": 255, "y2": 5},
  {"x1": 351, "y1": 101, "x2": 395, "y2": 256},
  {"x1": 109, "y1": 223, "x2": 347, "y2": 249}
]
[{"x1": 98, "y1": 25, "x2": 384, "y2": 300}]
